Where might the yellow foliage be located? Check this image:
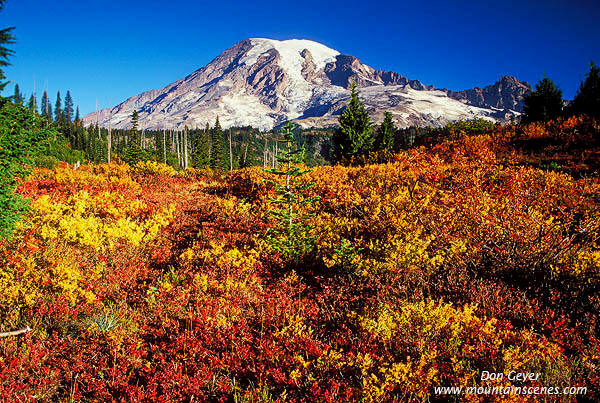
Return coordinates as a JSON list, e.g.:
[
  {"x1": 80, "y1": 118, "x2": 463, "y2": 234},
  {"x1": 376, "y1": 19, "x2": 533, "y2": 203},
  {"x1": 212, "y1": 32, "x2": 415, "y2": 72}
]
[
  {"x1": 134, "y1": 160, "x2": 177, "y2": 177},
  {"x1": 33, "y1": 191, "x2": 175, "y2": 252},
  {"x1": 352, "y1": 300, "x2": 564, "y2": 401},
  {"x1": 0, "y1": 244, "x2": 103, "y2": 308},
  {"x1": 34, "y1": 163, "x2": 140, "y2": 190}
]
